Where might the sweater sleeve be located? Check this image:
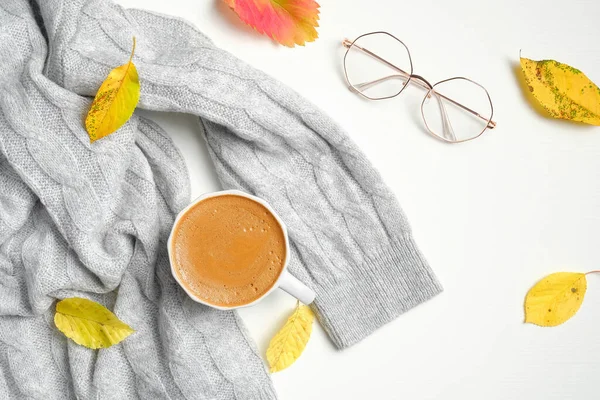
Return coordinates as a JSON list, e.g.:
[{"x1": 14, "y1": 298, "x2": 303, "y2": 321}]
[{"x1": 46, "y1": 0, "x2": 443, "y2": 349}]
